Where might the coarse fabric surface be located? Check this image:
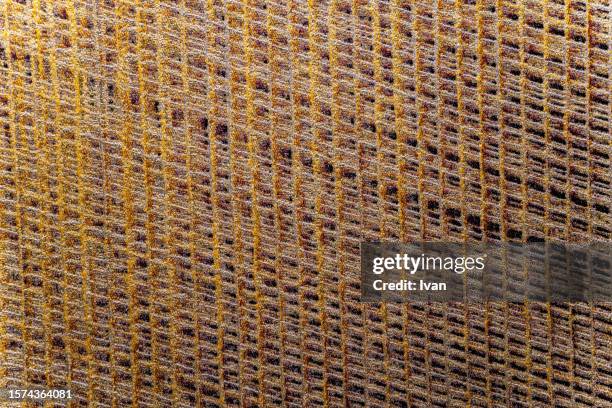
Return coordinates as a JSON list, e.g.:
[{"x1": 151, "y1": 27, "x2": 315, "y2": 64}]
[{"x1": 0, "y1": 0, "x2": 611, "y2": 407}]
